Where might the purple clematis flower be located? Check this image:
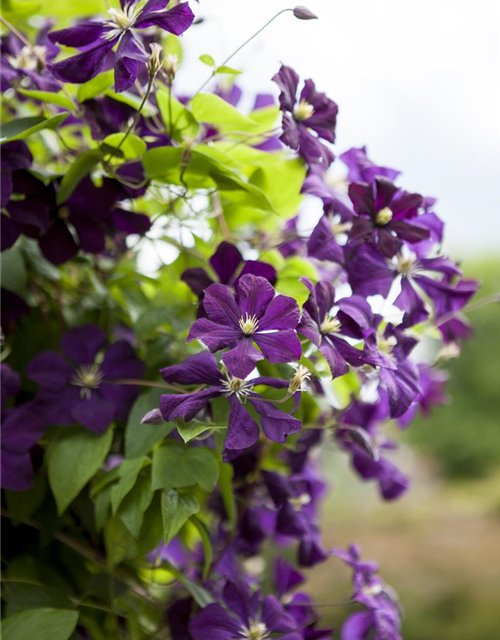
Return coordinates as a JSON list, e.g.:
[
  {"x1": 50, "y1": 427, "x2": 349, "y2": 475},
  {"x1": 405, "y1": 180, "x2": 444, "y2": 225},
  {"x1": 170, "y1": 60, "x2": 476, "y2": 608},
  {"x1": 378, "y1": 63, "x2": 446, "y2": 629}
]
[
  {"x1": 272, "y1": 64, "x2": 338, "y2": 167},
  {"x1": 334, "y1": 545, "x2": 402, "y2": 640},
  {"x1": 187, "y1": 274, "x2": 302, "y2": 379},
  {"x1": 1, "y1": 403, "x2": 45, "y2": 491},
  {"x1": 181, "y1": 241, "x2": 277, "y2": 316},
  {"x1": 27, "y1": 324, "x2": 145, "y2": 433},
  {"x1": 1, "y1": 29, "x2": 59, "y2": 92},
  {"x1": 298, "y1": 279, "x2": 372, "y2": 378},
  {"x1": 48, "y1": 1, "x2": 195, "y2": 92},
  {"x1": 307, "y1": 198, "x2": 354, "y2": 265},
  {"x1": 189, "y1": 579, "x2": 302, "y2": 640},
  {"x1": 144, "y1": 351, "x2": 302, "y2": 460},
  {"x1": 348, "y1": 177, "x2": 429, "y2": 258}
]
